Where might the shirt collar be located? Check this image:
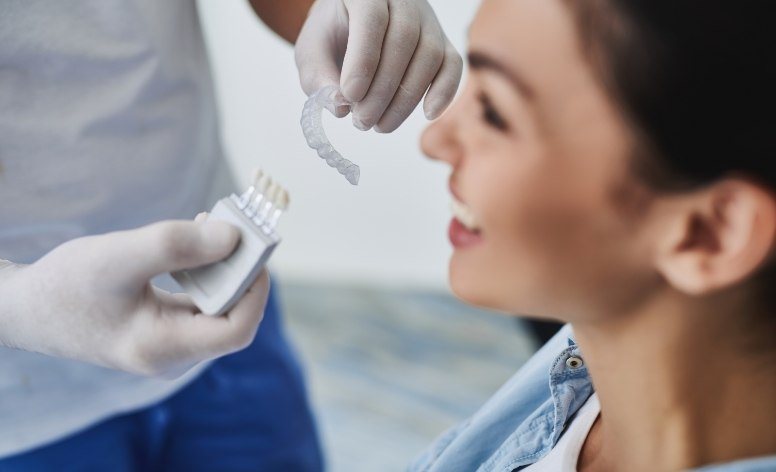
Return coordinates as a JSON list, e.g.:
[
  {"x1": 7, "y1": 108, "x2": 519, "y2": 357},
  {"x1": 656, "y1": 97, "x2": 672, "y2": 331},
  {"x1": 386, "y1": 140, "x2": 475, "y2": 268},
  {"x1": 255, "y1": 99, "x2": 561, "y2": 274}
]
[{"x1": 480, "y1": 337, "x2": 594, "y2": 471}]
